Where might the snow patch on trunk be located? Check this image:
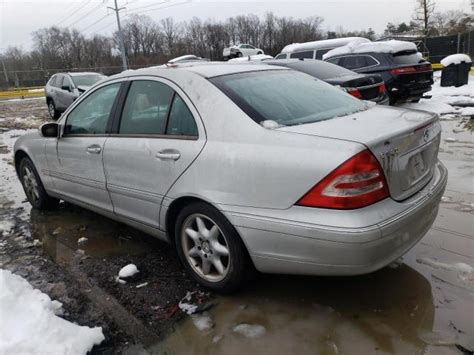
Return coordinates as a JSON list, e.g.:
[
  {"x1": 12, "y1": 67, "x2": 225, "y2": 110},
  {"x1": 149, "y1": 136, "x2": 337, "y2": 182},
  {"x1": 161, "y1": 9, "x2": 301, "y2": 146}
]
[{"x1": 0, "y1": 269, "x2": 104, "y2": 354}]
